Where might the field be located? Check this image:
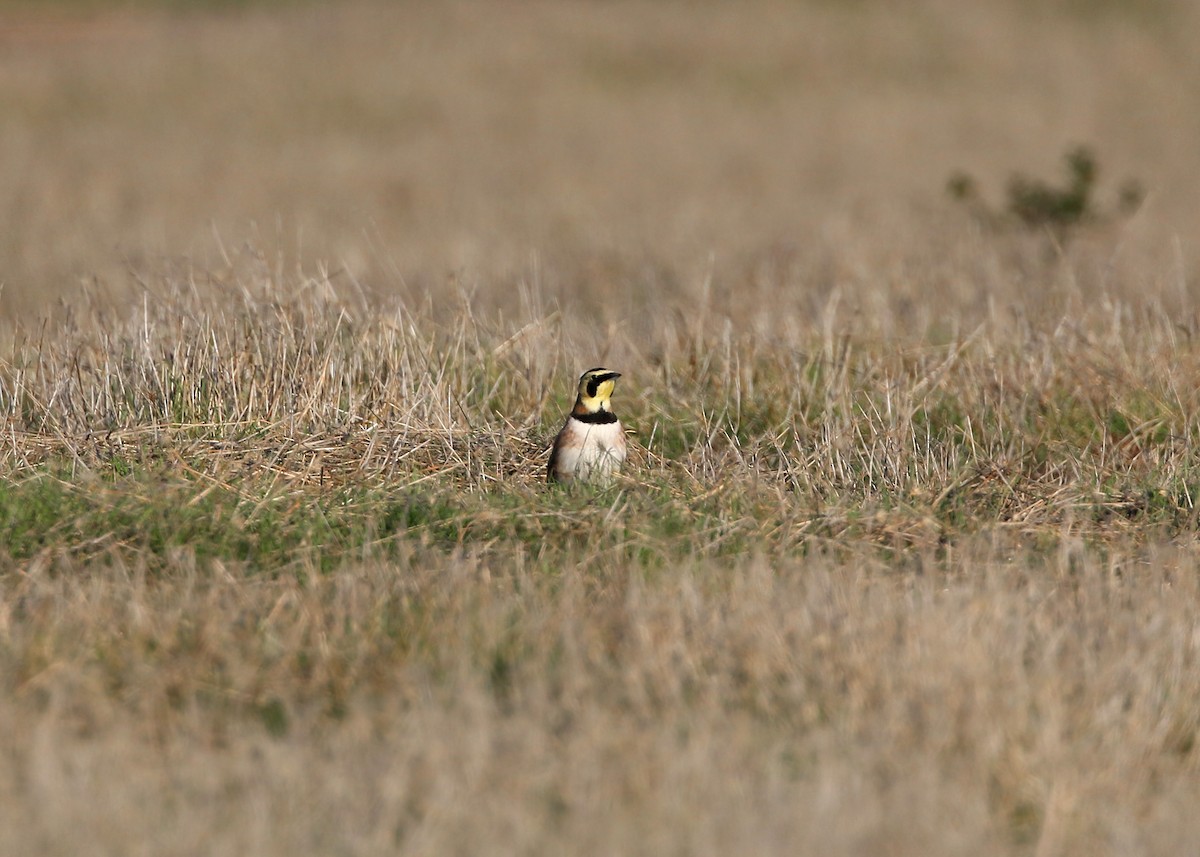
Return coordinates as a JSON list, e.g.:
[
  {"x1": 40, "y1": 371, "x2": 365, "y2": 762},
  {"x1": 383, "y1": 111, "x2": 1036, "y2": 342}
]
[{"x1": 3, "y1": 1, "x2": 1200, "y2": 854}]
